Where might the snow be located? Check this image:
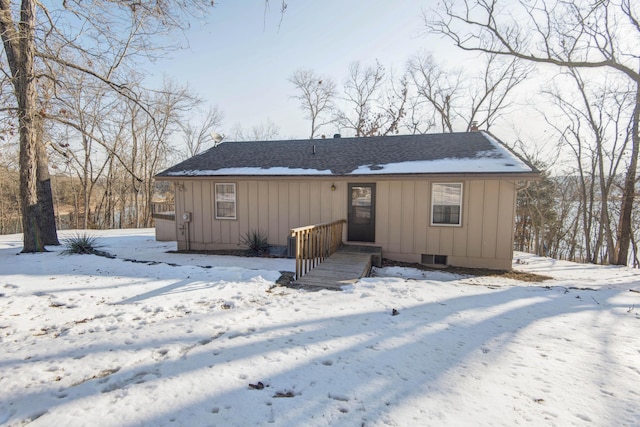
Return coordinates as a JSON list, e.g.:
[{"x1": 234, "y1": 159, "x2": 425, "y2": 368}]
[
  {"x1": 167, "y1": 155, "x2": 529, "y2": 176},
  {"x1": 349, "y1": 135, "x2": 532, "y2": 174},
  {"x1": 349, "y1": 156, "x2": 528, "y2": 174},
  {"x1": 1, "y1": 229, "x2": 639, "y2": 426},
  {"x1": 166, "y1": 167, "x2": 333, "y2": 176}
]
